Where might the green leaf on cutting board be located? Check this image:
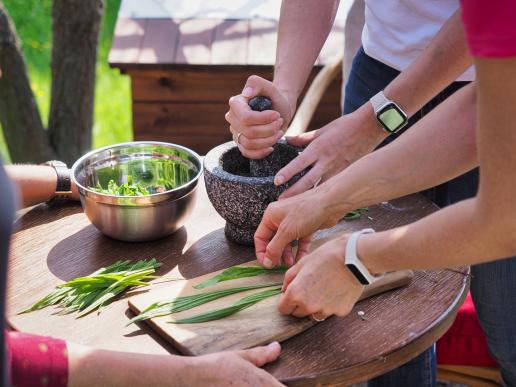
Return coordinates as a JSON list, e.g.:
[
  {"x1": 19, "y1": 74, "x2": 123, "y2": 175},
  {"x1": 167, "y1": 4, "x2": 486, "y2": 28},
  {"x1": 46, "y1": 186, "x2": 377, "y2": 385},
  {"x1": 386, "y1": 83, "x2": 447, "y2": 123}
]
[
  {"x1": 127, "y1": 282, "x2": 282, "y2": 326},
  {"x1": 193, "y1": 265, "x2": 288, "y2": 289},
  {"x1": 169, "y1": 286, "x2": 283, "y2": 324}
]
